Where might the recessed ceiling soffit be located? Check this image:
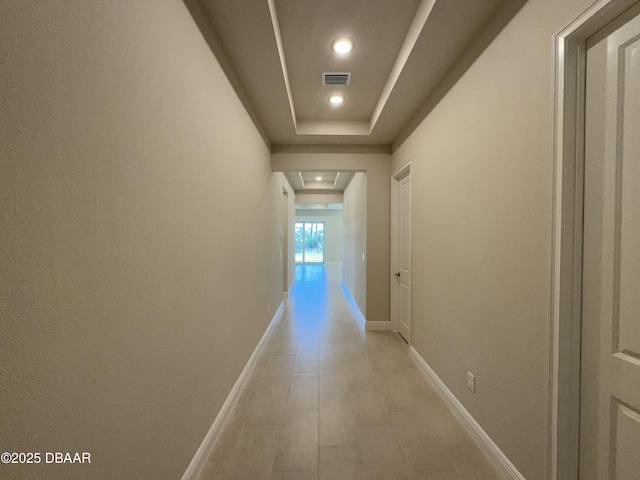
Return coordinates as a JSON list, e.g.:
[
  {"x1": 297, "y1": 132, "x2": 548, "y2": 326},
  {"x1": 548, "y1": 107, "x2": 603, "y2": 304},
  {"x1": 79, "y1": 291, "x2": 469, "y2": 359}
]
[{"x1": 268, "y1": 0, "x2": 435, "y2": 137}]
